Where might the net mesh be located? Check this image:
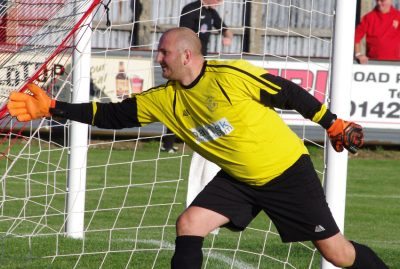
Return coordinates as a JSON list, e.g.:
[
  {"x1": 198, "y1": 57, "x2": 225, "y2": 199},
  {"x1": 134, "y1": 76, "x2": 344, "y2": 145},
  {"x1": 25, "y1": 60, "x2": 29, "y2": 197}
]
[
  {"x1": 0, "y1": 0, "x2": 101, "y2": 116},
  {"x1": 0, "y1": 1, "x2": 336, "y2": 268}
]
